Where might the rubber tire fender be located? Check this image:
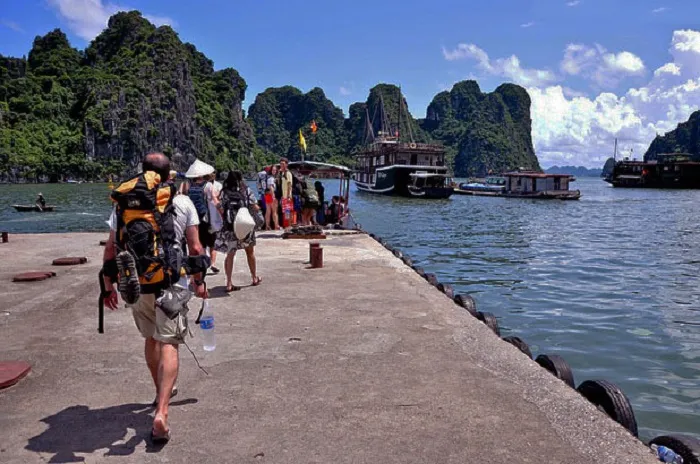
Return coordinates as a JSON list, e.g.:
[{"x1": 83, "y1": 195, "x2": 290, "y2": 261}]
[
  {"x1": 412, "y1": 266, "x2": 426, "y2": 279},
  {"x1": 648, "y1": 435, "x2": 700, "y2": 464},
  {"x1": 424, "y1": 273, "x2": 439, "y2": 287},
  {"x1": 393, "y1": 249, "x2": 403, "y2": 259},
  {"x1": 477, "y1": 311, "x2": 500, "y2": 336},
  {"x1": 576, "y1": 379, "x2": 638, "y2": 437},
  {"x1": 437, "y1": 283, "x2": 454, "y2": 299},
  {"x1": 535, "y1": 354, "x2": 575, "y2": 388},
  {"x1": 502, "y1": 336, "x2": 532, "y2": 359},
  {"x1": 453, "y1": 294, "x2": 477, "y2": 317},
  {"x1": 401, "y1": 256, "x2": 413, "y2": 267}
]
